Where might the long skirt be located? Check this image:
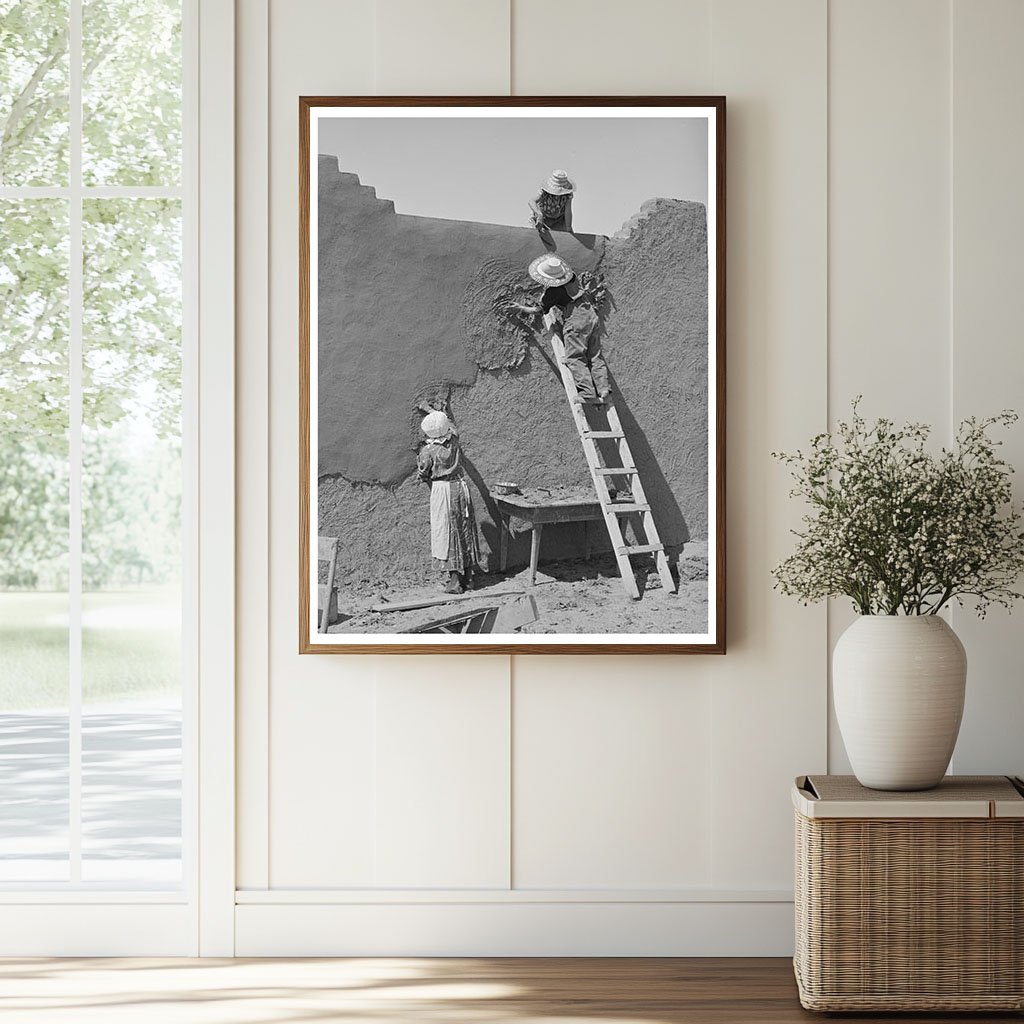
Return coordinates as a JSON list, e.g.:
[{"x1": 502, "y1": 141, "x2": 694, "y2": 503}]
[{"x1": 429, "y1": 477, "x2": 480, "y2": 574}]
